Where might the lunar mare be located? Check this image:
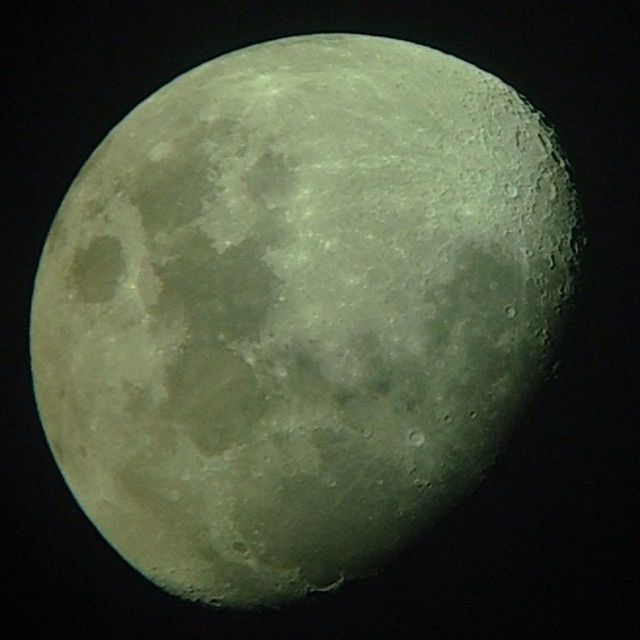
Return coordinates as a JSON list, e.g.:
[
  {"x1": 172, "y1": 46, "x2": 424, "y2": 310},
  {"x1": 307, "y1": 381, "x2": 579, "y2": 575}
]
[{"x1": 30, "y1": 34, "x2": 582, "y2": 608}]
